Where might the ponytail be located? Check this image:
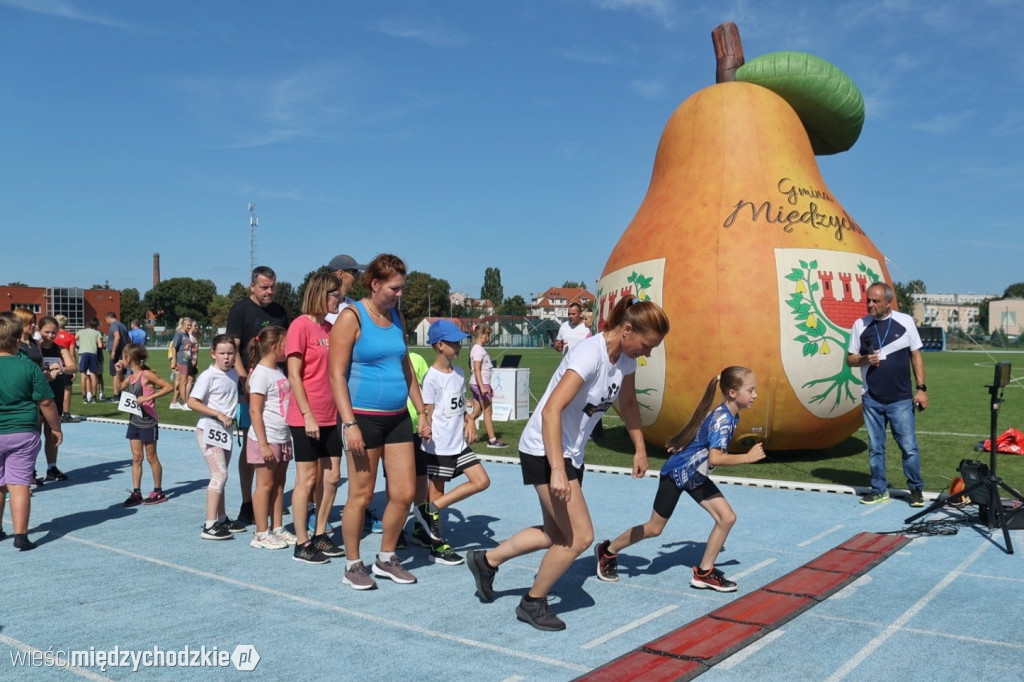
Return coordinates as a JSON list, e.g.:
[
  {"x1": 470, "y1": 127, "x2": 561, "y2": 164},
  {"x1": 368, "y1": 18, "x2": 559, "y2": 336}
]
[
  {"x1": 246, "y1": 326, "x2": 287, "y2": 390},
  {"x1": 604, "y1": 296, "x2": 669, "y2": 337},
  {"x1": 665, "y1": 366, "x2": 751, "y2": 451}
]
